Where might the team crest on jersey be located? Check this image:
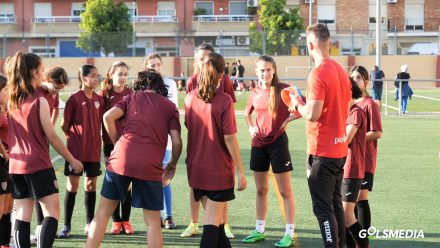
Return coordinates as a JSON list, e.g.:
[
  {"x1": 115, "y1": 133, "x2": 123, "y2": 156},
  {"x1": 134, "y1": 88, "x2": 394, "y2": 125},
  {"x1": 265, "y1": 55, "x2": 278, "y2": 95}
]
[
  {"x1": 94, "y1": 101, "x2": 100, "y2": 109},
  {"x1": 54, "y1": 180, "x2": 58, "y2": 190},
  {"x1": 1, "y1": 182, "x2": 7, "y2": 191}
]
